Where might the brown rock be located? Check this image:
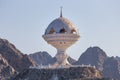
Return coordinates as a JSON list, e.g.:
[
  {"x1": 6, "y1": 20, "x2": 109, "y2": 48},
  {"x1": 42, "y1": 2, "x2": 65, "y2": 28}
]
[
  {"x1": 75, "y1": 47, "x2": 107, "y2": 71},
  {"x1": 29, "y1": 51, "x2": 54, "y2": 65},
  {"x1": 103, "y1": 57, "x2": 120, "y2": 80},
  {"x1": 0, "y1": 54, "x2": 15, "y2": 80},
  {"x1": 29, "y1": 51, "x2": 76, "y2": 65},
  {"x1": 0, "y1": 38, "x2": 36, "y2": 72},
  {"x1": 13, "y1": 66, "x2": 103, "y2": 80}
]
